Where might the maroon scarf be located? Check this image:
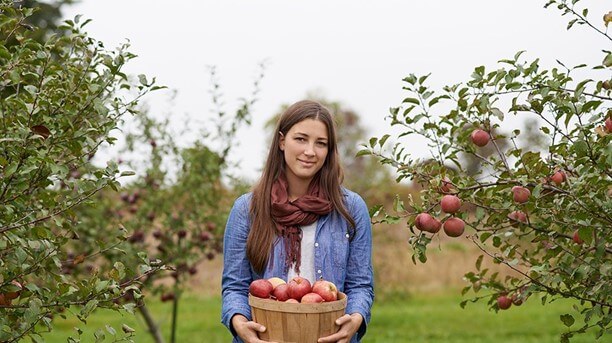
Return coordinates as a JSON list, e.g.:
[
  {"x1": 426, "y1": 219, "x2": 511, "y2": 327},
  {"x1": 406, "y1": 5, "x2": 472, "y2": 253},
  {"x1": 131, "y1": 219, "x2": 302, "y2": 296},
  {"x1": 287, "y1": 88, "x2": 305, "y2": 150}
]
[{"x1": 271, "y1": 173, "x2": 332, "y2": 274}]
